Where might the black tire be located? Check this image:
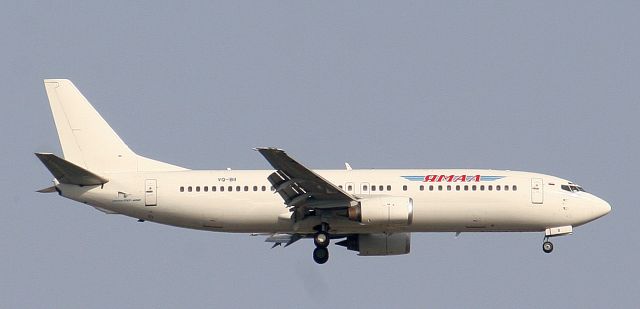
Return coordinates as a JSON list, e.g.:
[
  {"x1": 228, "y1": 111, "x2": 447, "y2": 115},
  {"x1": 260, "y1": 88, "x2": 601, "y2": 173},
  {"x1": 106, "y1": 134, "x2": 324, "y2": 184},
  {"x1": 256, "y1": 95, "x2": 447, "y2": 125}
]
[
  {"x1": 313, "y1": 247, "x2": 329, "y2": 264},
  {"x1": 543, "y1": 241, "x2": 554, "y2": 253},
  {"x1": 314, "y1": 231, "x2": 330, "y2": 248}
]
